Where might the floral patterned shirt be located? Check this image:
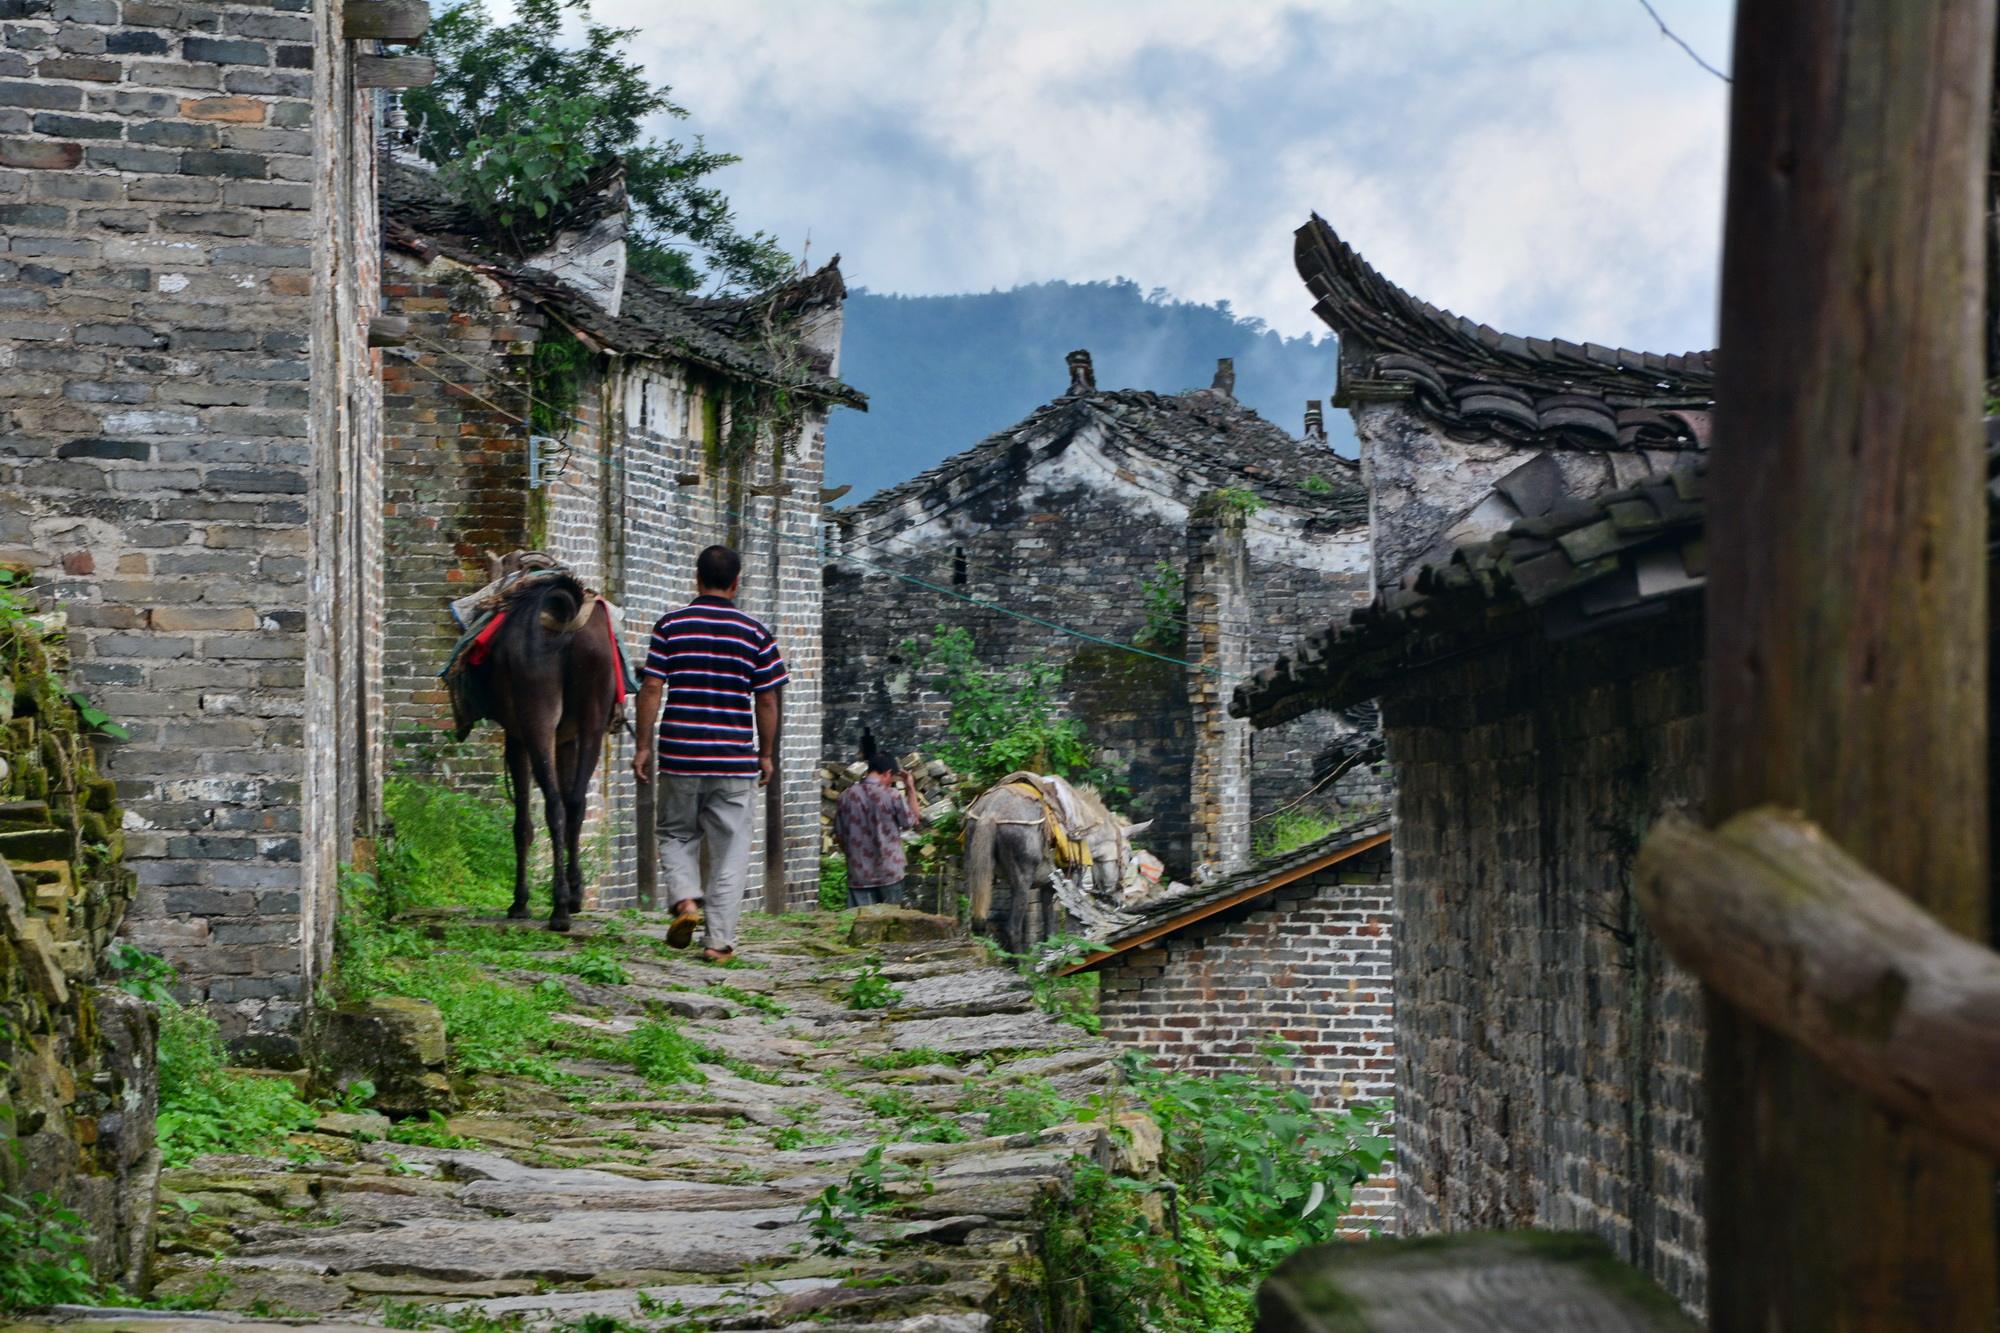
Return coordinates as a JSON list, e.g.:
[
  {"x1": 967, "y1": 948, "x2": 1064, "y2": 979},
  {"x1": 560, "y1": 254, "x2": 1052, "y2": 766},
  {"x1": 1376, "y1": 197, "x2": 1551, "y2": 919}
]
[{"x1": 833, "y1": 779, "x2": 919, "y2": 888}]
